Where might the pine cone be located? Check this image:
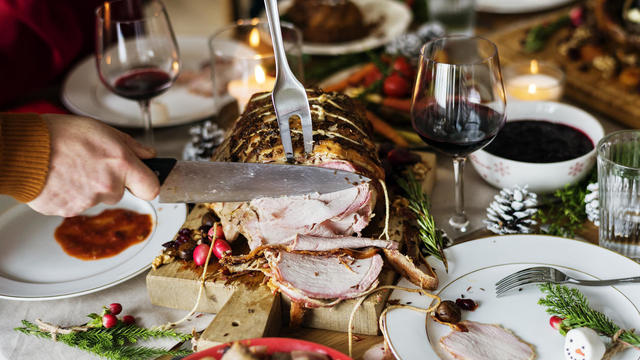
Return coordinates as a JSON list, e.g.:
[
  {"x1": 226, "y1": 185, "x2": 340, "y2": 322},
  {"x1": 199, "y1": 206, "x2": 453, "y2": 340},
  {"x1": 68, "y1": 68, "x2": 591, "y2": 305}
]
[
  {"x1": 484, "y1": 186, "x2": 538, "y2": 235},
  {"x1": 584, "y1": 182, "x2": 599, "y2": 227},
  {"x1": 182, "y1": 120, "x2": 225, "y2": 161}
]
